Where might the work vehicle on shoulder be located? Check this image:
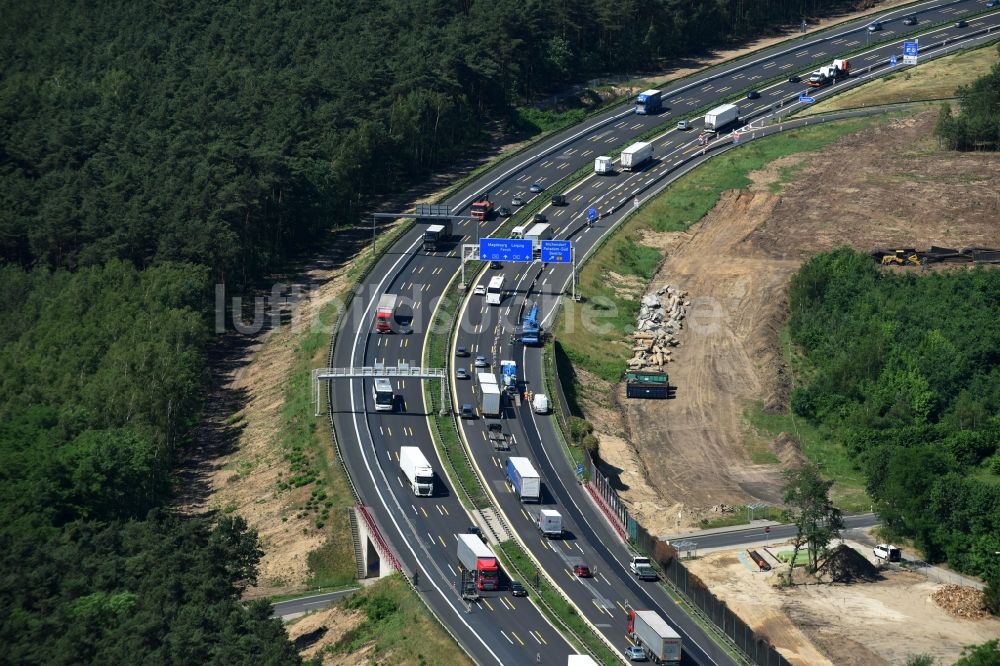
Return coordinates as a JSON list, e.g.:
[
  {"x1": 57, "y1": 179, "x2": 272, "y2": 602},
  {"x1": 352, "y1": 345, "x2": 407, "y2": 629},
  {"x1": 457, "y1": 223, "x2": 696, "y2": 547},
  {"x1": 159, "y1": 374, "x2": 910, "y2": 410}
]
[
  {"x1": 399, "y1": 446, "x2": 434, "y2": 496},
  {"x1": 630, "y1": 556, "x2": 658, "y2": 581},
  {"x1": 627, "y1": 610, "x2": 682, "y2": 663}
]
